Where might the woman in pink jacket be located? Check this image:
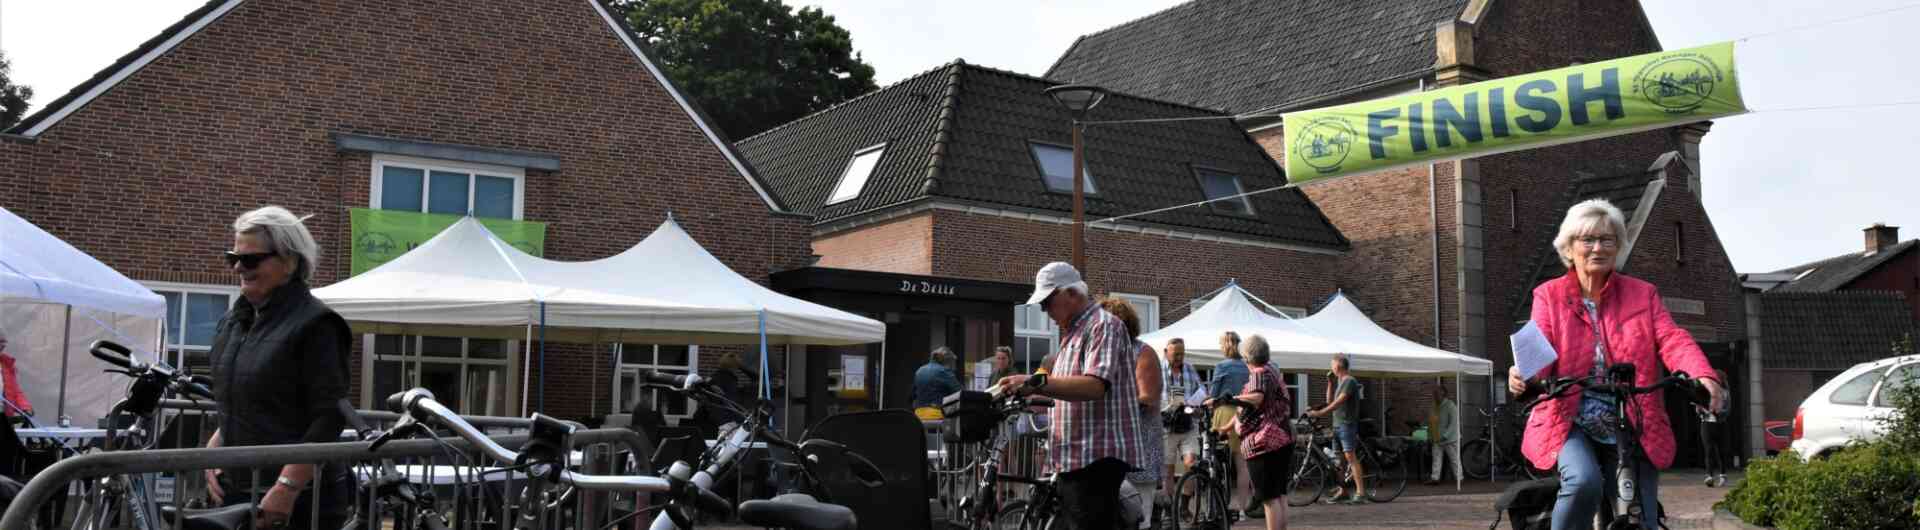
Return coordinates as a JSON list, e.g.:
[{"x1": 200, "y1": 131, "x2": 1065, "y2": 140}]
[{"x1": 1506, "y1": 199, "x2": 1726, "y2": 530}]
